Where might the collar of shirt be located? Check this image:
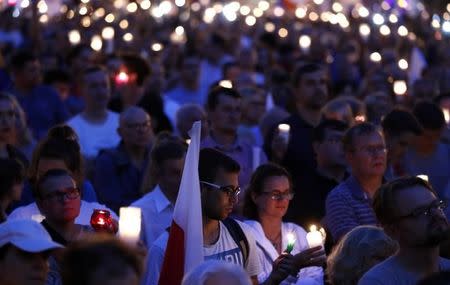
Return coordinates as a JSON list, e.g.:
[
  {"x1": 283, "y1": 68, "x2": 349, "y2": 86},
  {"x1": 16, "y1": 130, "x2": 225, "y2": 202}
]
[
  {"x1": 152, "y1": 185, "x2": 173, "y2": 214},
  {"x1": 345, "y1": 175, "x2": 370, "y2": 201},
  {"x1": 202, "y1": 134, "x2": 243, "y2": 153}
]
